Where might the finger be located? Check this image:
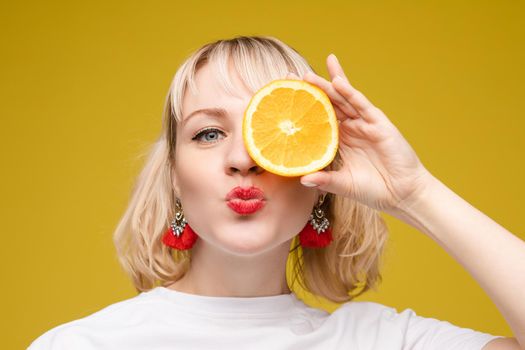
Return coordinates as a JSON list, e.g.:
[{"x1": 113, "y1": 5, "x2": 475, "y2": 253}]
[
  {"x1": 326, "y1": 54, "x2": 349, "y2": 83},
  {"x1": 333, "y1": 104, "x2": 347, "y2": 122},
  {"x1": 302, "y1": 71, "x2": 360, "y2": 119},
  {"x1": 332, "y1": 76, "x2": 381, "y2": 123},
  {"x1": 286, "y1": 72, "x2": 301, "y2": 80},
  {"x1": 300, "y1": 170, "x2": 350, "y2": 197},
  {"x1": 340, "y1": 117, "x2": 382, "y2": 142}
]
